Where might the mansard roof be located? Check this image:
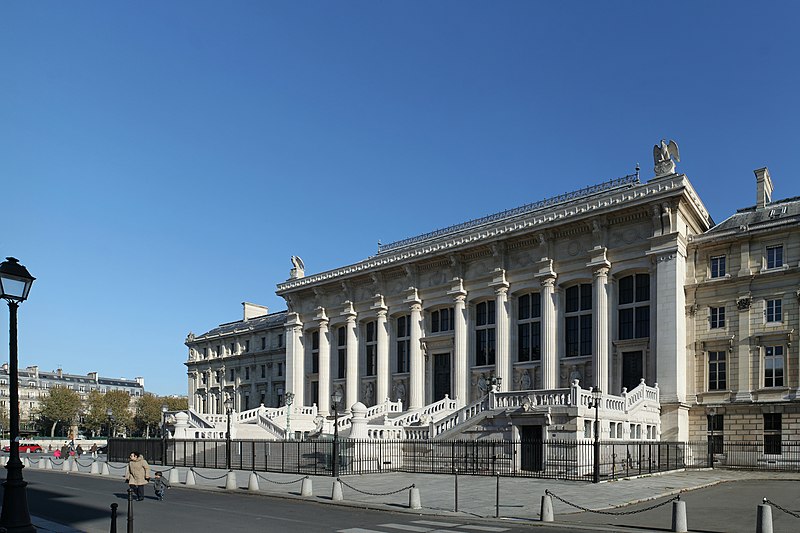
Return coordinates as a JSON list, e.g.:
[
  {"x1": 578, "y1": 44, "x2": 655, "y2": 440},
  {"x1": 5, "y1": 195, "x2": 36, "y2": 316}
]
[
  {"x1": 703, "y1": 195, "x2": 800, "y2": 236},
  {"x1": 192, "y1": 310, "x2": 288, "y2": 342}
]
